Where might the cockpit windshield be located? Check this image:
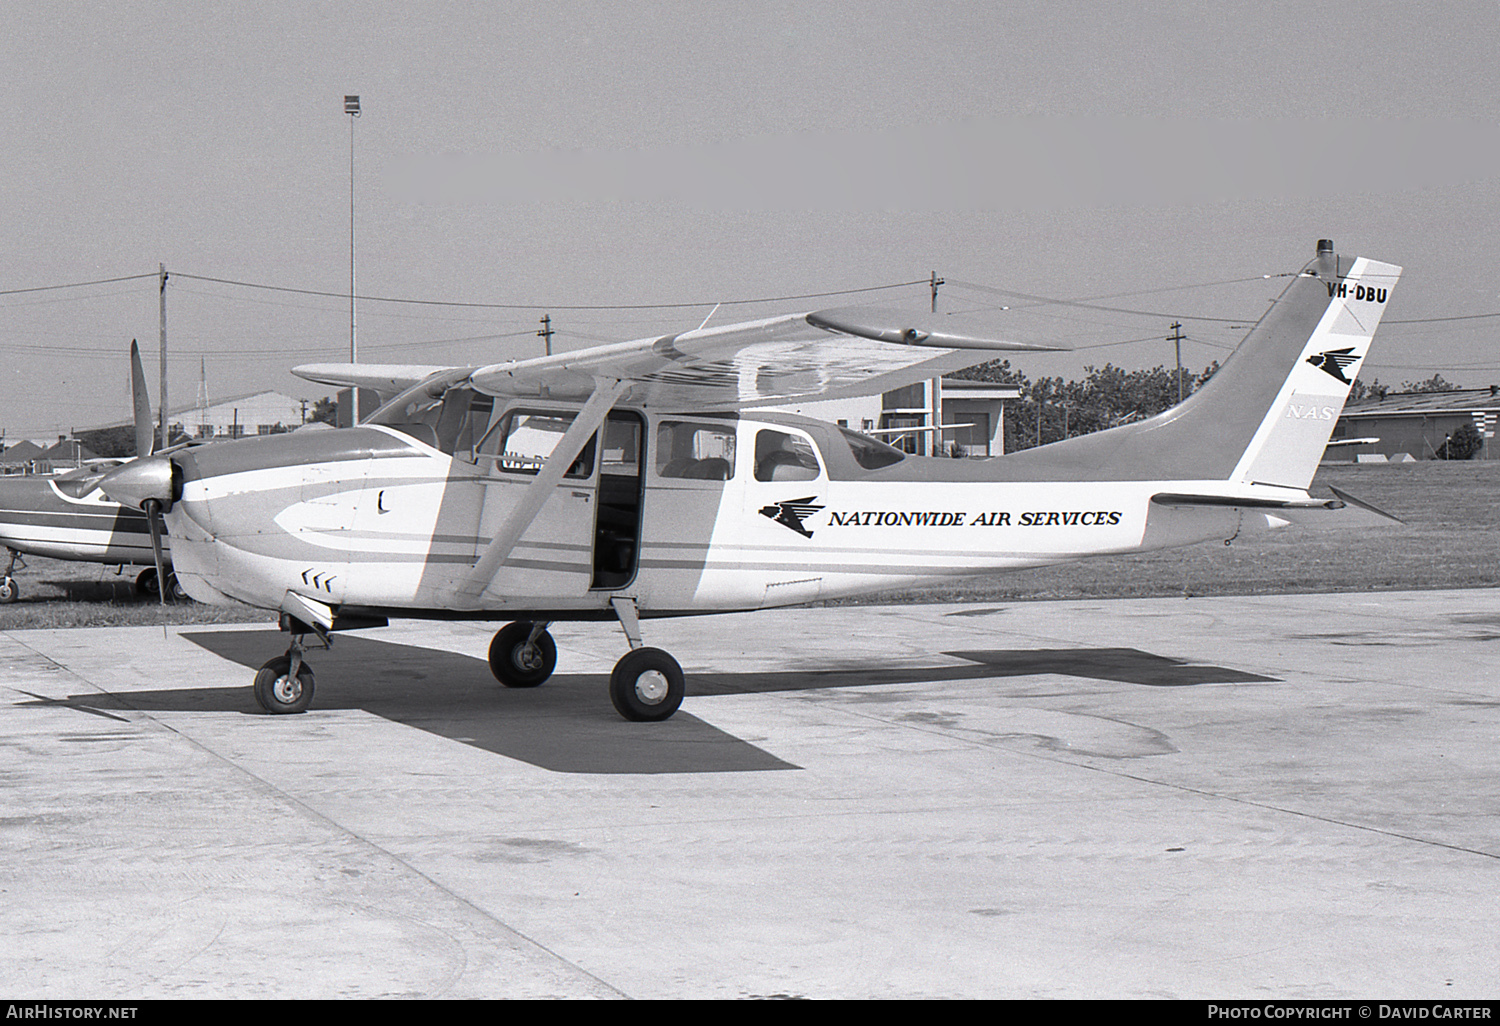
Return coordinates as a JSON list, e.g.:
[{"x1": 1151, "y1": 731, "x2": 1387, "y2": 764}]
[{"x1": 371, "y1": 384, "x2": 495, "y2": 459}]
